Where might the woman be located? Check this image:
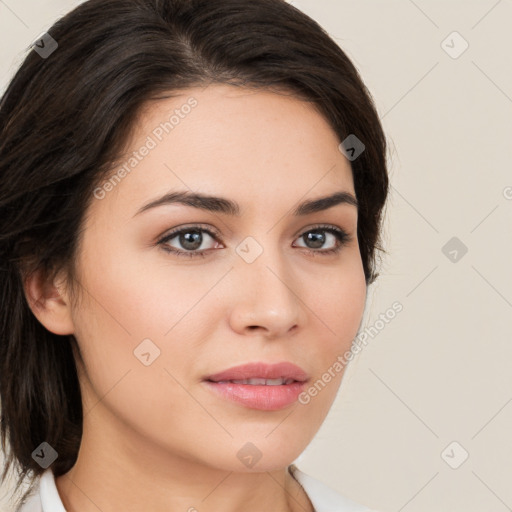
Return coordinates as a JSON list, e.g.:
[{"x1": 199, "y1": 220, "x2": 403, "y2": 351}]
[{"x1": 0, "y1": 0, "x2": 389, "y2": 511}]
